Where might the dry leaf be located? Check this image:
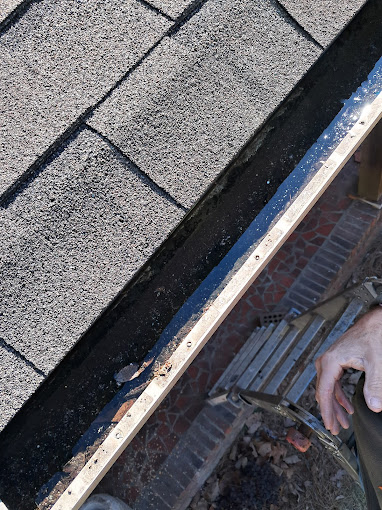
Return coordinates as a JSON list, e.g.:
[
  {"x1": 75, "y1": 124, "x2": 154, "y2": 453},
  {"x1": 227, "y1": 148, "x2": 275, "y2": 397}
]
[
  {"x1": 235, "y1": 456, "x2": 248, "y2": 469},
  {"x1": 283, "y1": 417, "x2": 295, "y2": 427},
  {"x1": 250, "y1": 442, "x2": 258, "y2": 458},
  {"x1": 114, "y1": 363, "x2": 139, "y2": 384},
  {"x1": 245, "y1": 413, "x2": 262, "y2": 435},
  {"x1": 270, "y1": 443, "x2": 287, "y2": 464},
  {"x1": 229, "y1": 445, "x2": 237, "y2": 461},
  {"x1": 284, "y1": 466, "x2": 297, "y2": 479},
  {"x1": 288, "y1": 482, "x2": 299, "y2": 496},
  {"x1": 284, "y1": 454, "x2": 301, "y2": 465},
  {"x1": 288, "y1": 481, "x2": 303, "y2": 501},
  {"x1": 203, "y1": 479, "x2": 220, "y2": 502},
  {"x1": 270, "y1": 463, "x2": 284, "y2": 476},
  {"x1": 258, "y1": 442, "x2": 272, "y2": 457},
  {"x1": 114, "y1": 357, "x2": 153, "y2": 384},
  {"x1": 330, "y1": 469, "x2": 346, "y2": 482}
]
